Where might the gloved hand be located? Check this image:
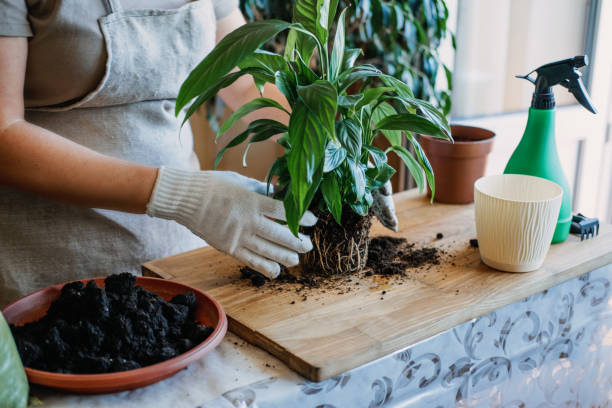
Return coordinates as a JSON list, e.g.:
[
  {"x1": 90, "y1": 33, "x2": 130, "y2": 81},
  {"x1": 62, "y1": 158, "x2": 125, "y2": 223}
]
[
  {"x1": 146, "y1": 167, "x2": 317, "y2": 279},
  {"x1": 371, "y1": 180, "x2": 398, "y2": 232}
]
